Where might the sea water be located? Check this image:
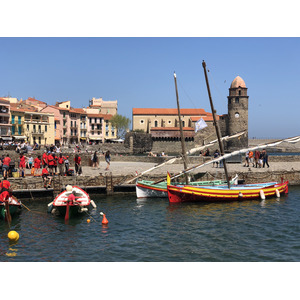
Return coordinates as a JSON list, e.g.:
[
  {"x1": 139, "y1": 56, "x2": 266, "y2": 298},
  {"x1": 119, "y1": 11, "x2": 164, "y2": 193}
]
[{"x1": 1, "y1": 186, "x2": 300, "y2": 262}]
